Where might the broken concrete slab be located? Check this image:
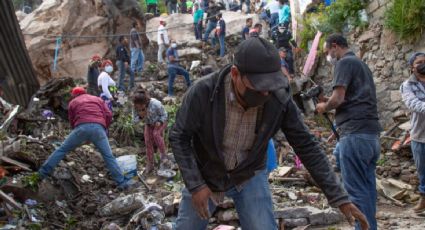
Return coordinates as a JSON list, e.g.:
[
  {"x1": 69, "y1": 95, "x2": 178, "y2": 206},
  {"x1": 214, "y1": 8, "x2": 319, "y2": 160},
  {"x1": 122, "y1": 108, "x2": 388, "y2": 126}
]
[
  {"x1": 274, "y1": 206, "x2": 343, "y2": 226},
  {"x1": 99, "y1": 192, "x2": 146, "y2": 217},
  {"x1": 308, "y1": 208, "x2": 343, "y2": 225},
  {"x1": 275, "y1": 206, "x2": 318, "y2": 219},
  {"x1": 217, "y1": 209, "x2": 239, "y2": 222},
  {"x1": 284, "y1": 218, "x2": 308, "y2": 228},
  {"x1": 178, "y1": 47, "x2": 202, "y2": 60}
]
